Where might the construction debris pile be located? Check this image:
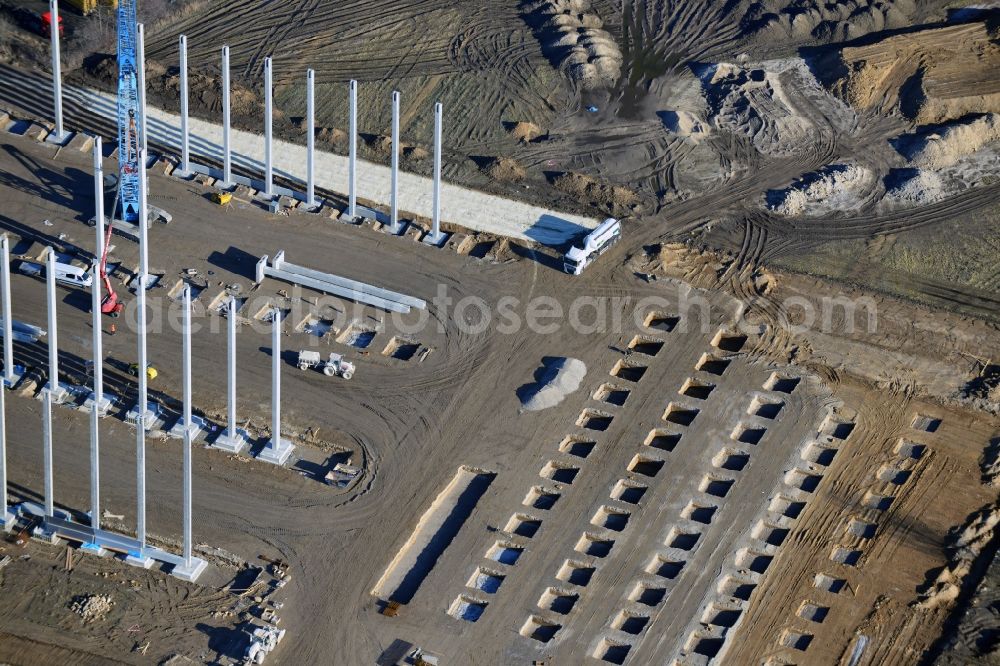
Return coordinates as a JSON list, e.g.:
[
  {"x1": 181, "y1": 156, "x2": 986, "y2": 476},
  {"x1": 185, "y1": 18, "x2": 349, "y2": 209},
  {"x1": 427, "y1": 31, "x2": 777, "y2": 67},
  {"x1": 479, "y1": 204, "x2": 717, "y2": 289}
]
[{"x1": 68, "y1": 593, "x2": 114, "y2": 622}]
